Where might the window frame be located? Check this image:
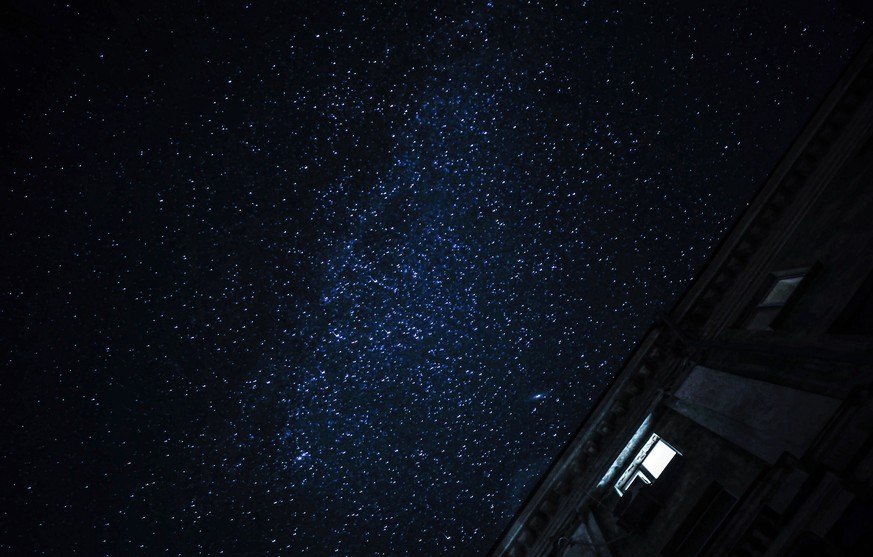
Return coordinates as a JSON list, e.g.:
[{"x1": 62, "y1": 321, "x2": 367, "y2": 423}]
[
  {"x1": 614, "y1": 433, "x2": 680, "y2": 496},
  {"x1": 744, "y1": 264, "x2": 819, "y2": 330},
  {"x1": 757, "y1": 272, "x2": 806, "y2": 308}
]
